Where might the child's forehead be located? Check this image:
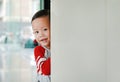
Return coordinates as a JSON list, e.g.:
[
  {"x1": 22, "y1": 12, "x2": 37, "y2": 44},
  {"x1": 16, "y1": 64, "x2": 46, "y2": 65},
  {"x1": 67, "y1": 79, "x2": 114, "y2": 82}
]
[
  {"x1": 32, "y1": 16, "x2": 50, "y2": 24},
  {"x1": 37, "y1": 16, "x2": 49, "y2": 21},
  {"x1": 32, "y1": 16, "x2": 50, "y2": 30}
]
